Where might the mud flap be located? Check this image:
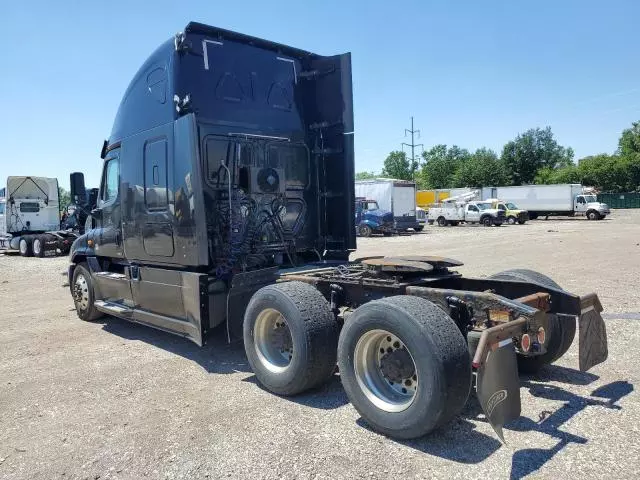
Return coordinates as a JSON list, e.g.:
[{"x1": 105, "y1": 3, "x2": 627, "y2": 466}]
[
  {"x1": 476, "y1": 339, "x2": 522, "y2": 443},
  {"x1": 579, "y1": 293, "x2": 608, "y2": 372}
]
